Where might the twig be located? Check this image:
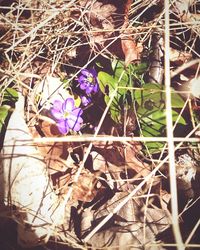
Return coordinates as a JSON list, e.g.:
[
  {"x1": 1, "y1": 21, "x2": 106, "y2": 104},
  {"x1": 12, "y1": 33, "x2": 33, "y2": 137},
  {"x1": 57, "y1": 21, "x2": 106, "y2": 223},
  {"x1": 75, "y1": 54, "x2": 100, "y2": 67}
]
[
  {"x1": 82, "y1": 123, "x2": 200, "y2": 243},
  {"x1": 171, "y1": 59, "x2": 200, "y2": 78},
  {"x1": 31, "y1": 136, "x2": 200, "y2": 144},
  {"x1": 164, "y1": 1, "x2": 184, "y2": 249}
]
